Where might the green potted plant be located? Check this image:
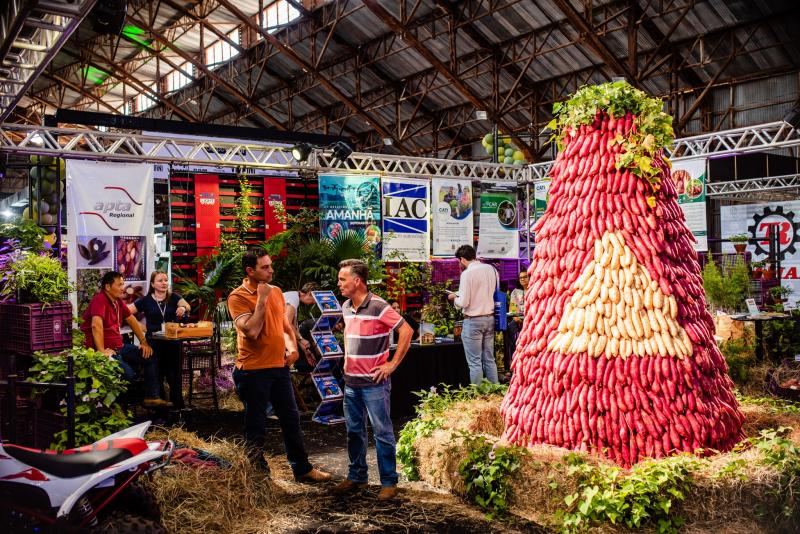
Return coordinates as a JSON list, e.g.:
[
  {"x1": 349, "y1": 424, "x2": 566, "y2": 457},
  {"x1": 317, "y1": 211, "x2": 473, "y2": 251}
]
[
  {"x1": 728, "y1": 233, "x2": 750, "y2": 253},
  {"x1": 27, "y1": 347, "x2": 131, "y2": 449},
  {"x1": 769, "y1": 284, "x2": 793, "y2": 304},
  {"x1": 702, "y1": 254, "x2": 750, "y2": 313},
  {"x1": 0, "y1": 250, "x2": 75, "y2": 354},
  {"x1": 751, "y1": 260, "x2": 765, "y2": 280}
]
